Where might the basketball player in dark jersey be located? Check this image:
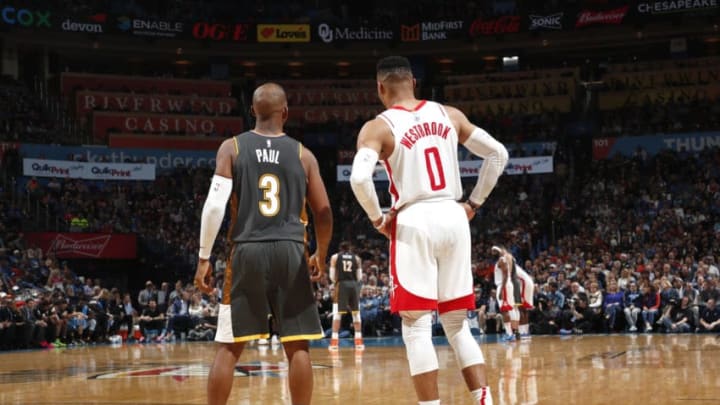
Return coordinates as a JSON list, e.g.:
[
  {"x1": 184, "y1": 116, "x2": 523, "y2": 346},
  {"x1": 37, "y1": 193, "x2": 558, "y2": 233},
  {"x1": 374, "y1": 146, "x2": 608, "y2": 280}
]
[
  {"x1": 194, "y1": 83, "x2": 333, "y2": 405},
  {"x1": 328, "y1": 241, "x2": 364, "y2": 351}
]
